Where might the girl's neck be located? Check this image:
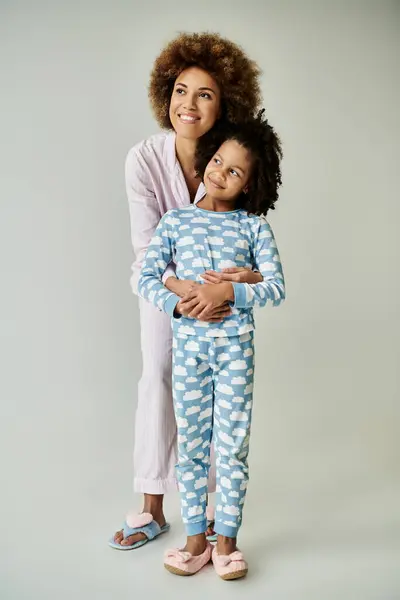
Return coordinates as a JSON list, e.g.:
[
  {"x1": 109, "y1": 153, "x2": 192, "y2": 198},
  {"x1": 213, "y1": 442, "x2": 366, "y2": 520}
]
[{"x1": 197, "y1": 194, "x2": 238, "y2": 213}]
